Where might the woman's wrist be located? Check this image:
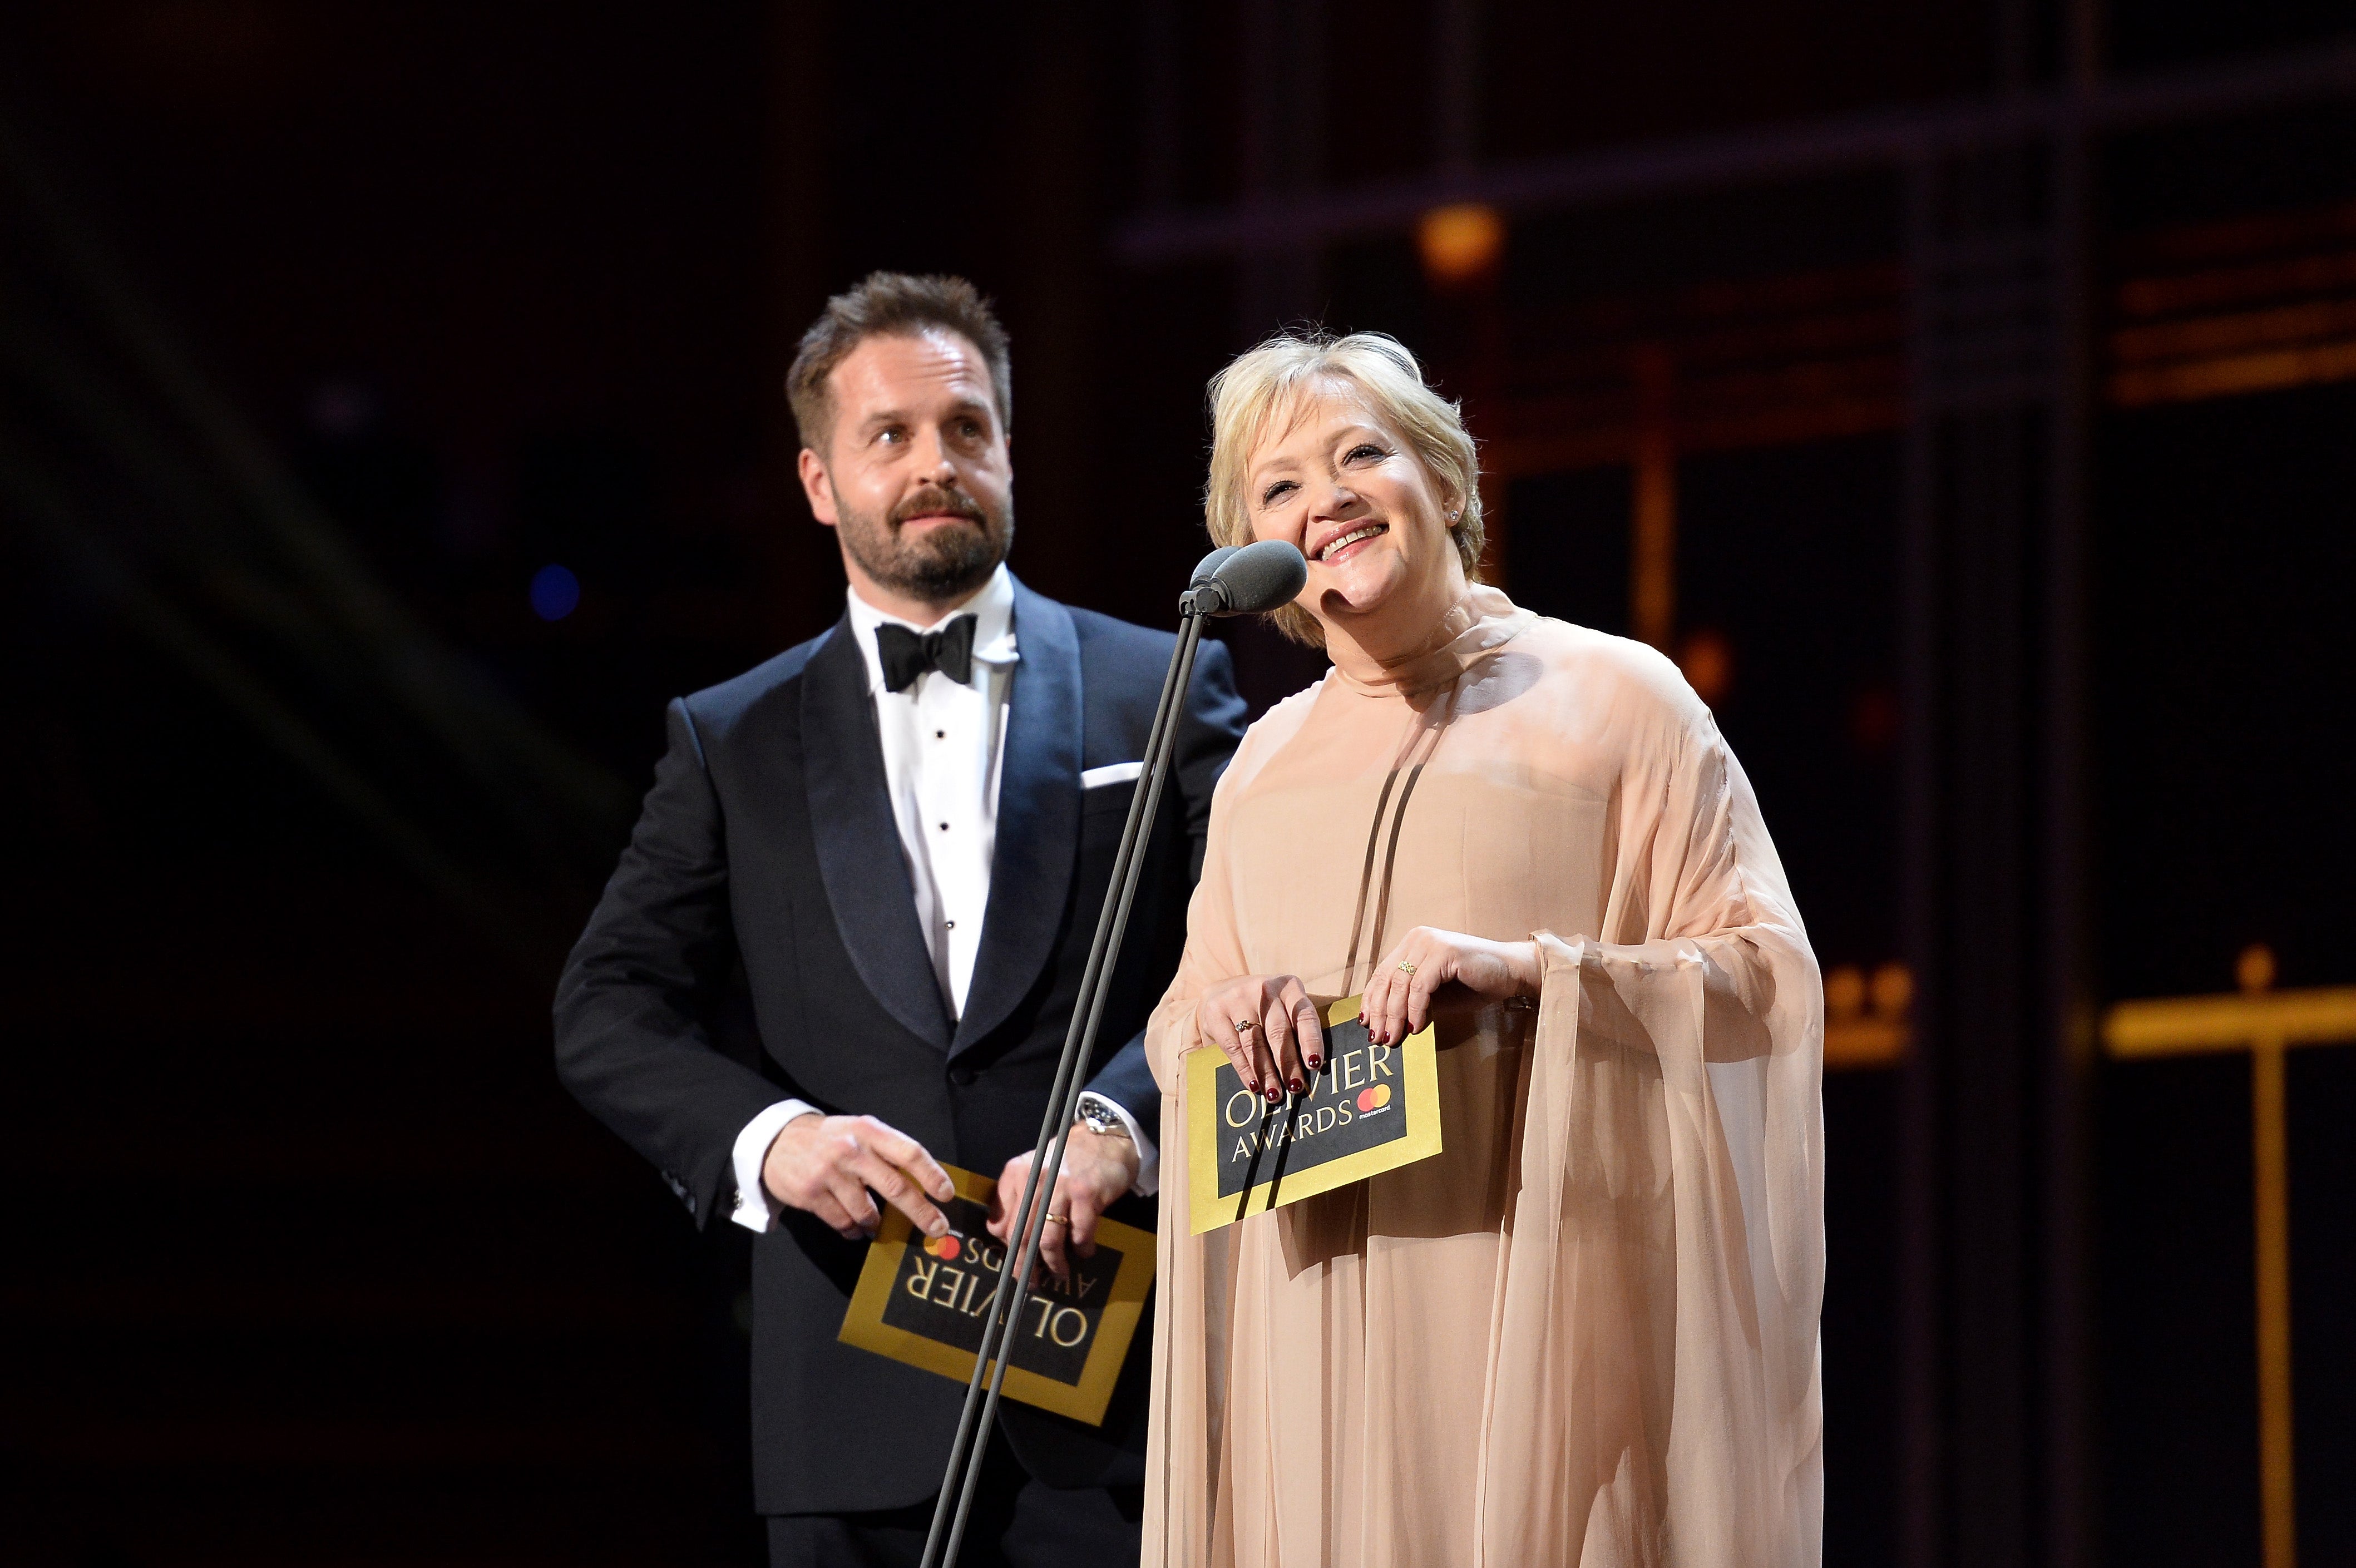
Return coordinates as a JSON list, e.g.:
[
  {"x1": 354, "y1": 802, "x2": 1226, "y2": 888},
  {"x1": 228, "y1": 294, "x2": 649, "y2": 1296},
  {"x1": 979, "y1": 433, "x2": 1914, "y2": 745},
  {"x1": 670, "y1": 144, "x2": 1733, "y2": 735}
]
[{"x1": 1509, "y1": 939, "x2": 1542, "y2": 1001}]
